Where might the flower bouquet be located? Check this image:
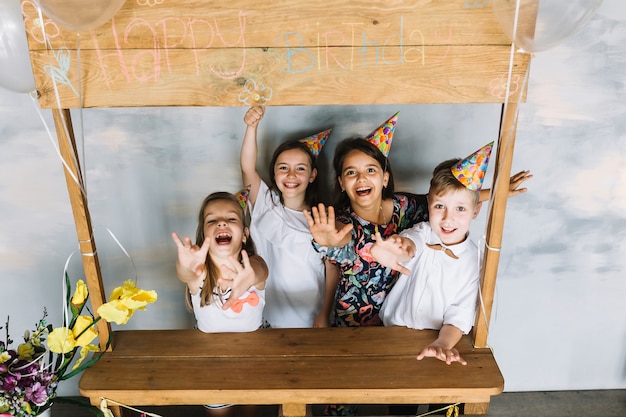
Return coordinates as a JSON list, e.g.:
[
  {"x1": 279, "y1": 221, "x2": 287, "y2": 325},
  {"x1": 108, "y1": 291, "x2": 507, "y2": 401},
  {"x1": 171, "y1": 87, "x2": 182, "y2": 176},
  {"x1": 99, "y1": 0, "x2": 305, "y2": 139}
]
[{"x1": 0, "y1": 274, "x2": 157, "y2": 416}]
